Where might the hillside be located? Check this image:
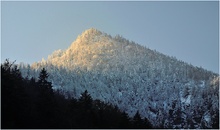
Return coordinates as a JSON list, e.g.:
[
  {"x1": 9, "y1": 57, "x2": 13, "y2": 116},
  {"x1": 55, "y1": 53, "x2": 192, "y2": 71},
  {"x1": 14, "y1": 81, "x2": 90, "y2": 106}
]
[{"x1": 18, "y1": 28, "x2": 219, "y2": 128}]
